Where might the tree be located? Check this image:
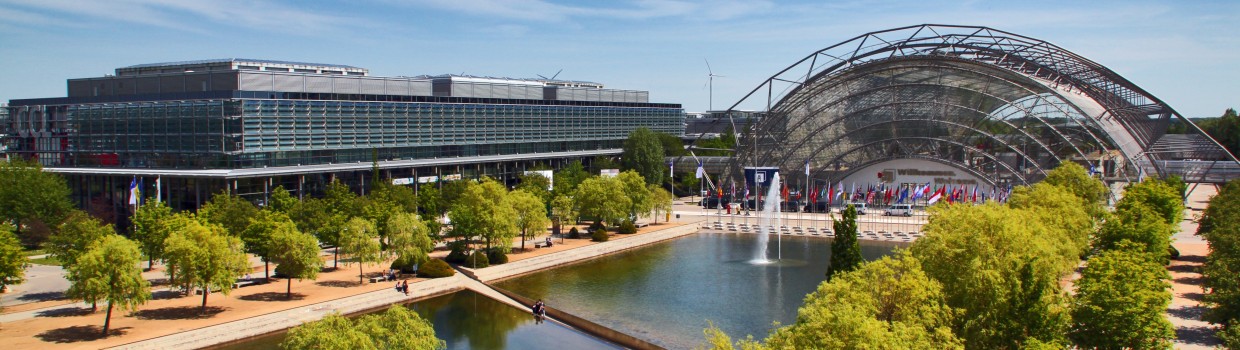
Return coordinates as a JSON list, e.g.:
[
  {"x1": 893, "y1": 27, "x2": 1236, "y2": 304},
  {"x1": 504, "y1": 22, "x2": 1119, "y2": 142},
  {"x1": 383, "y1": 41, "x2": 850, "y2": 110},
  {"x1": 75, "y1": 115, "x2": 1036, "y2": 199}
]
[
  {"x1": 0, "y1": 159, "x2": 73, "y2": 241},
  {"x1": 198, "y1": 191, "x2": 259, "y2": 237},
  {"x1": 910, "y1": 203, "x2": 1073, "y2": 348},
  {"x1": 282, "y1": 306, "x2": 444, "y2": 350},
  {"x1": 289, "y1": 197, "x2": 348, "y2": 268},
  {"x1": 48, "y1": 211, "x2": 112, "y2": 267},
  {"x1": 1096, "y1": 203, "x2": 1174, "y2": 262},
  {"x1": 826, "y1": 204, "x2": 862, "y2": 280},
  {"x1": 1070, "y1": 243, "x2": 1173, "y2": 349},
  {"x1": 361, "y1": 182, "x2": 417, "y2": 247},
  {"x1": 617, "y1": 170, "x2": 654, "y2": 222},
  {"x1": 515, "y1": 172, "x2": 552, "y2": 206},
  {"x1": 163, "y1": 219, "x2": 250, "y2": 311},
  {"x1": 650, "y1": 186, "x2": 674, "y2": 224},
  {"x1": 268, "y1": 220, "x2": 322, "y2": 298},
  {"x1": 1117, "y1": 179, "x2": 1184, "y2": 227},
  {"x1": 387, "y1": 212, "x2": 434, "y2": 272},
  {"x1": 1200, "y1": 180, "x2": 1240, "y2": 340},
  {"x1": 1040, "y1": 162, "x2": 1107, "y2": 213},
  {"x1": 552, "y1": 161, "x2": 589, "y2": 196},
  {"x1": 64, "y1": 235, "x2": 150, "y2": 336},
  {"x1": 242, "y1": 210, "x2": 292, "y2": 279},
  {"x1": 268, "y1": 185, "x2": 298, "y2": 214},
  {"x1": 132, "y1": 200, "x2": 176, "y2": 269},
  {"x1": 551, "y1": 194, "x2": 579, "y2": 226},
  {"x1": 768, "y1": 252, "x2": 960, "y2": 349},
  {"x1": 621, "y1": 127, "x2": 665, "y2": 186},
  {"x1": 0, "y1": 224, "x2": 27, "y2": 292},
  {"x1": 574, "y1": 176, "x2": 629, "y2": 227},
  {"x1": 339, "y1": 217, "x2": 382, "y2": 284},
  {"x1": 354, "y1": 305, "x2": 445, "y2": 350},
  {"x1": 656, "y1": 131, "x2": 687, "y2": 157},
  {"x1": 281, "y1": 313, "x2": 376, "y2": 349},
  {"x1": 1008, "y1": 183, "x2": 1095, "y2": 259},
  {"x1": 1198, "y1": 108, "x2": 1240, "y2": 155},
  {"x1": 505, "y1": 190, "x2": 550, "y2": 251},
  {"x1": 416, "y1": 186, "x2": 444, "y2": 220},
  {"x1": 448, "y1": 179, "x2": 517, "y2": 252}
]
